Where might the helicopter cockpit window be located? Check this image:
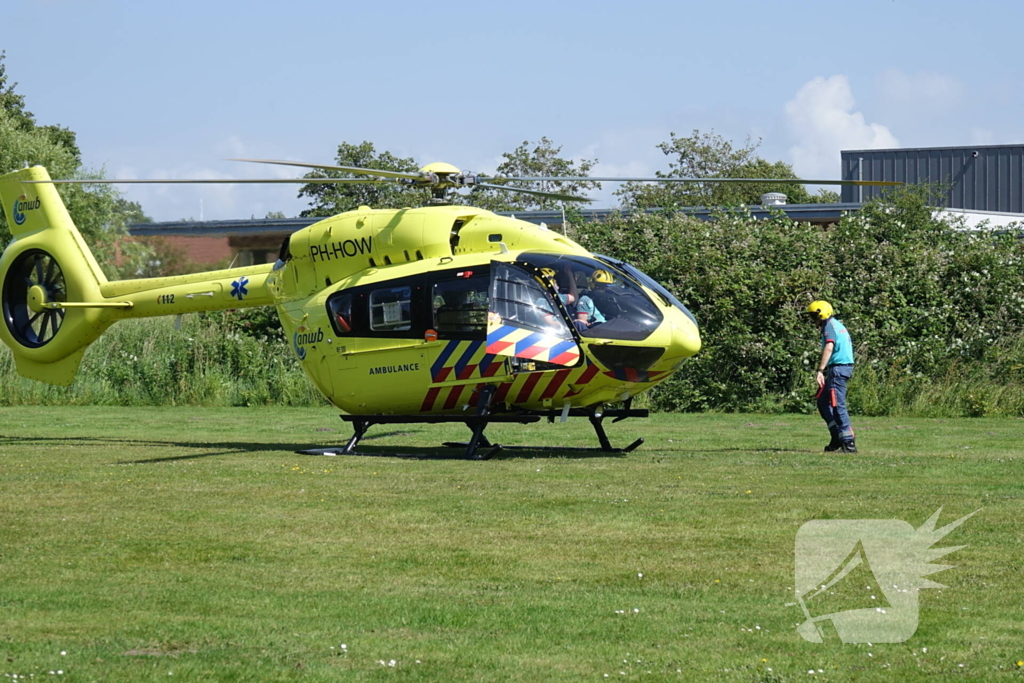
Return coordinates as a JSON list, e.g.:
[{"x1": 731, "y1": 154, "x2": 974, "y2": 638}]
[
  {"x1": 433, "y1": 275, "x2": 488, "y2": 336},
  {"x1": 515, "y1": 253, "x2": 664, "y2": 341},
  {"x1": 369, "y1": 286, "x2": 413, "y2": 331},
  {"x1": 490, "y1": 262, "x2": 571, "y2": 338}
]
